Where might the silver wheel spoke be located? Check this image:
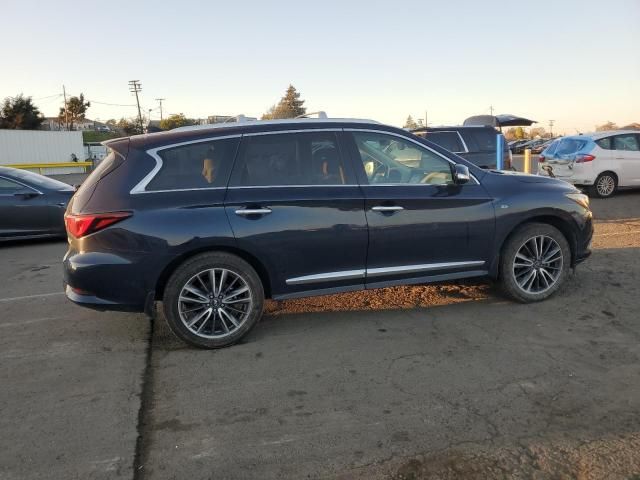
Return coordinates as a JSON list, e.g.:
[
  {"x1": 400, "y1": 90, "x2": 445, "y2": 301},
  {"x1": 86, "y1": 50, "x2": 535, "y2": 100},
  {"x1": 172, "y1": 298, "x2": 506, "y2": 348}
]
[
  {"x1": 178, "y1": 268, "x2": 253, "y2": 339},
  {"x1": 513, "y1": 235, "x2": 563, "y2": 294}
]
